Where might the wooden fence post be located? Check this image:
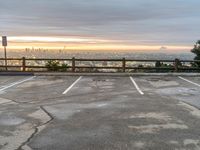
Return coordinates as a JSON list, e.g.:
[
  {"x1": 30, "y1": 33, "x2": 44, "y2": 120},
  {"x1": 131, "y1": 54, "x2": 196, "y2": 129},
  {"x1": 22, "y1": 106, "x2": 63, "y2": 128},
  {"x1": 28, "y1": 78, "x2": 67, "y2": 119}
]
[
  {"x1": 22, "y1": 57, "x2": 26, "y2": 71},
  {"x1": 122, "y1": 58, "x2": 126, "y2": 72},
  {"x1": 174, "y1": 58, "x2": 179, "y2": 72},
  {"x1": 72, "y1": 57, "x2": 75, "y2": 72}
]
